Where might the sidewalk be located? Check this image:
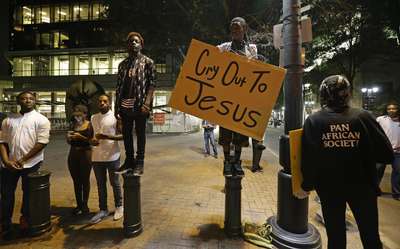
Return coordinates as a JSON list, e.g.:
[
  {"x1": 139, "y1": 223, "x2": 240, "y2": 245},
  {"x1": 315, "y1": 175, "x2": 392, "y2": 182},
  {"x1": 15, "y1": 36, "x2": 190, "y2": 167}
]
[{"x1": 0, "y1": 132, "x2": 398, "y2": 249}]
